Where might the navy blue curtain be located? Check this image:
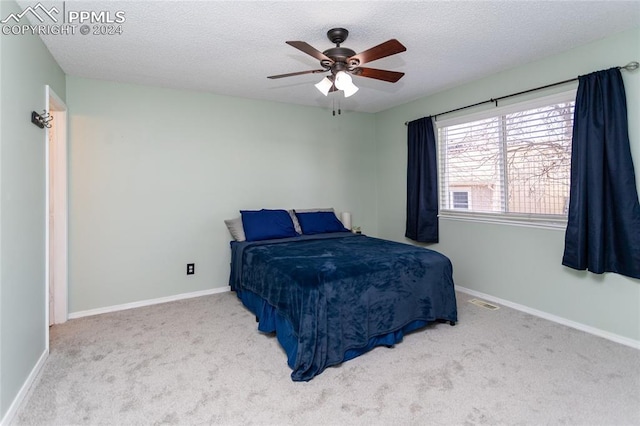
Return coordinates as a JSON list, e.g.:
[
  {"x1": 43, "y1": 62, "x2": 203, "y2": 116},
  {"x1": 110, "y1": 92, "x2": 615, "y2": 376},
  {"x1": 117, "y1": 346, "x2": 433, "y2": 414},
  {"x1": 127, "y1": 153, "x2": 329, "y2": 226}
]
[
  {"x1": 562, "y1": 68, "x2": 640, "y2": 279},
  {"x1": 406, "y1": 116, "x2": 438, "y2": 243}
]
